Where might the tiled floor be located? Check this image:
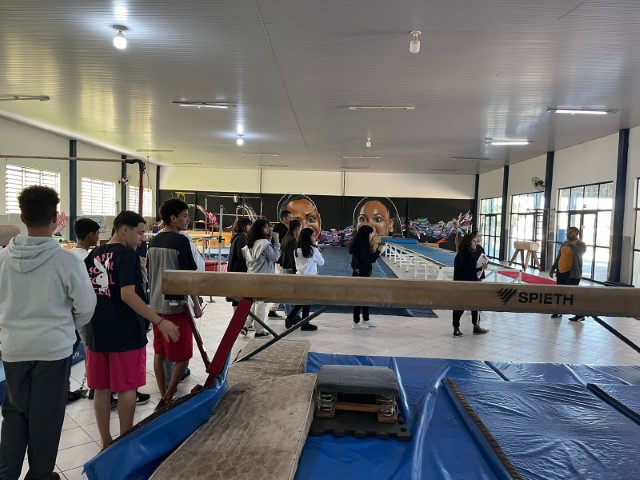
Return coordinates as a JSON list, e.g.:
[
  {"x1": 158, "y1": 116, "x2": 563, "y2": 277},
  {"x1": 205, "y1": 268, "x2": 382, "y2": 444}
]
[{"x1": 6, "y1": 257, "x2": 640, "y2": 479}]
